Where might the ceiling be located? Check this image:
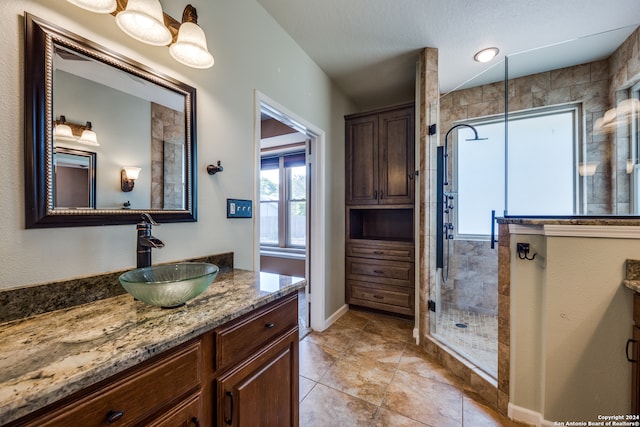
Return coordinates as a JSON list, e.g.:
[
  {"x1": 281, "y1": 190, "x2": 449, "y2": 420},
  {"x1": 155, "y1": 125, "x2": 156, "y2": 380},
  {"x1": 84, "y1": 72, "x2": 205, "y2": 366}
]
[{"x1": 257, "y1": 0, "x2": 640, "y2": 110}]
